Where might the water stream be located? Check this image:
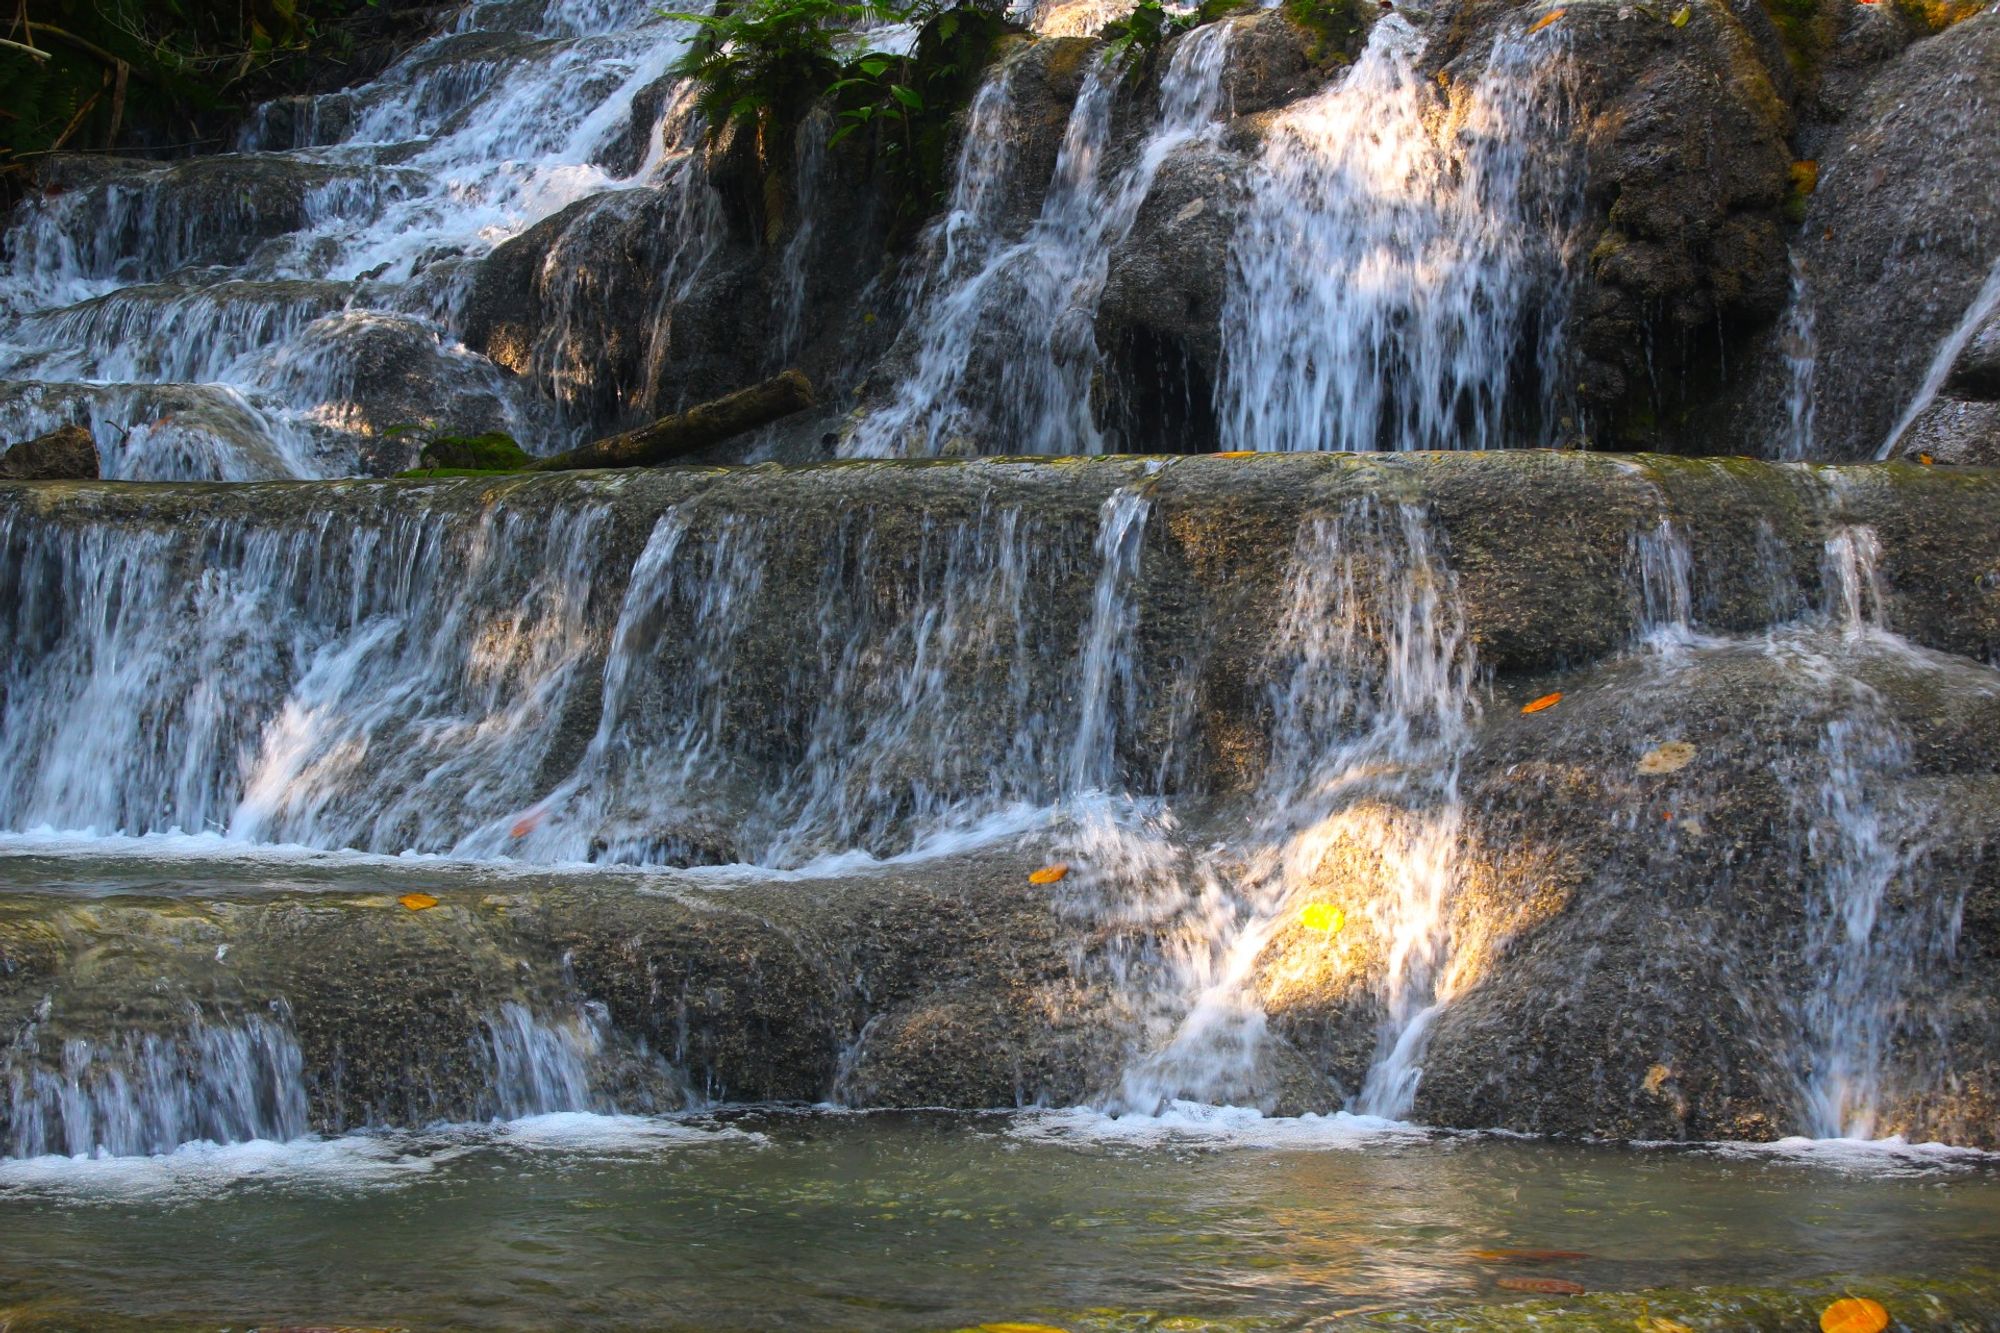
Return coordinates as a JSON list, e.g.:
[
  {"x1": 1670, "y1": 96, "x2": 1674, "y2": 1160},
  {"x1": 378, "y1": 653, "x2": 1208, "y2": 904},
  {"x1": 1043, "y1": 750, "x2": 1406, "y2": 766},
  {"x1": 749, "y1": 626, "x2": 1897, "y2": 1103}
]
[
  {"x1": 0, "y1": 0, "x2": 713, "y2": 478},
  {"x1": 1216, "y1": 15, "x2": 1580, "y2": 452}
]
